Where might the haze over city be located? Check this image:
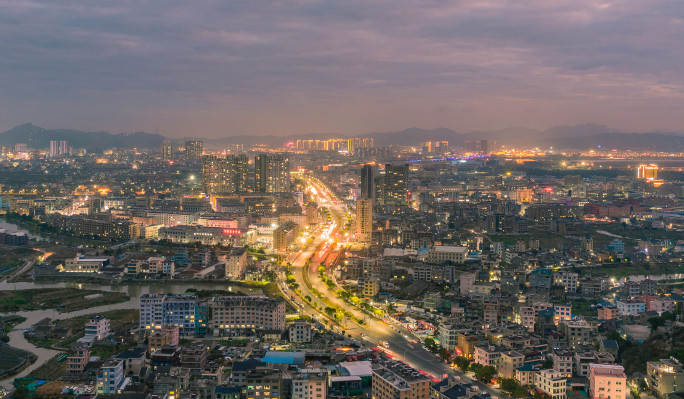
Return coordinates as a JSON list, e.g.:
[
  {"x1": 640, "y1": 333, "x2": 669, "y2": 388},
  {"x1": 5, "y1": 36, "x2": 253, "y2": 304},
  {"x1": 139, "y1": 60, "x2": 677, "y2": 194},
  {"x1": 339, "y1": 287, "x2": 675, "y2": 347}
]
[{"x1": 2, "y1": 0, "x2": 684, "y2": 136}]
